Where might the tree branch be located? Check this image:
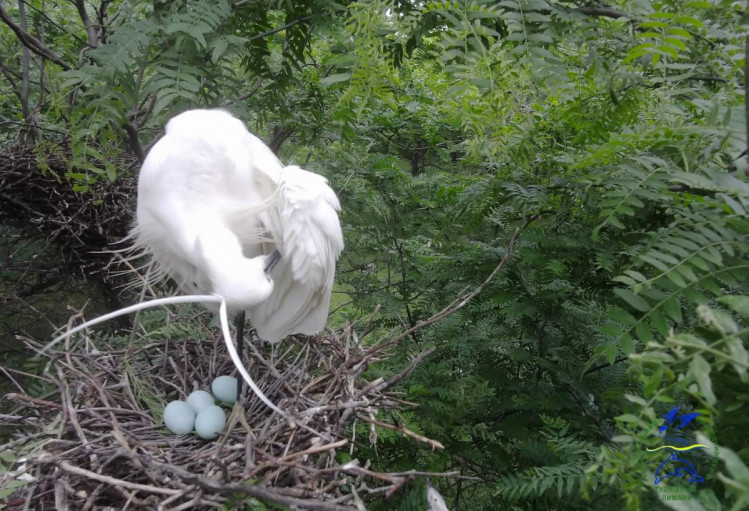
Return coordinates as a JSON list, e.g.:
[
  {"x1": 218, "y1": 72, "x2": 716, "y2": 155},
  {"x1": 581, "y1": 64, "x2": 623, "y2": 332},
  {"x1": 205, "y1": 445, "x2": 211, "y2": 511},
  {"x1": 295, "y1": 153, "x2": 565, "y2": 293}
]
[
  {"x1": 236, "y1": 77, "x2": 263, "y2": 101},
  {"x1": 267, "y1": 124, "x2": 296, "y2": 154},
  {"x1": 137, "y1": 456, "x2": 356, "y2": 511},
  {"x1": 244, "y1": 14, "x2": 326, "y2": 42},
  {"x1": 17, "y1": 0, "x2": 31, "y2": 120},
  {"x1": 356, "y1": 412, "x2": 445, "y2": 450},
  {"x1": 582, "y1": 356, "x2": 628, "y2": 377},
  {"x1": 0, "y1": 60, "x2": 22, "y2": 103},
  {"x1": 0, "y1": 1, "x2": 71, "y2": 70},
  {"x1": 122, "y1": 122, "x2": 145, "y2": 164},
  {"x1": 96, "y1": 0, "x2": 111, "y2": 43},
  {"x1": 20, "y1": 0, "x2": 87, "y2": 46},
  {"x1": 745, "y1": 31, "x2": 749, "y2": 179},
  {"x1": 71, "y1": 0, "x2": 98, "y2": 47},
  {"x1": 358, "y1": 347, "x2": 436, "y2": 396},
  {"x1": 0, "y1": 121, "x2": 69, "y2": 137}
]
